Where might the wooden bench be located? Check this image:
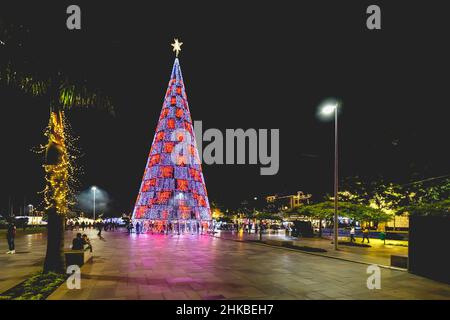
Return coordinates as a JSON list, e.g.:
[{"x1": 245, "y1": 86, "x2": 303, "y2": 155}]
[
  {"x1": 64, "y1": 247, "x2": 93, "y2": 268},
  {"x1": 391, "y1": 255, "x2": 408, "y2": 269}
]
